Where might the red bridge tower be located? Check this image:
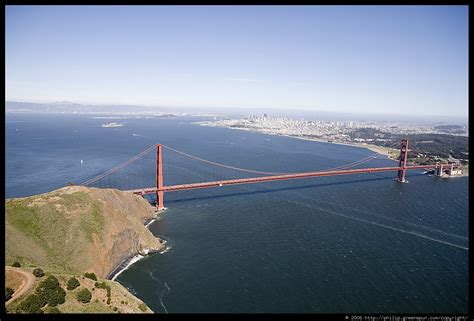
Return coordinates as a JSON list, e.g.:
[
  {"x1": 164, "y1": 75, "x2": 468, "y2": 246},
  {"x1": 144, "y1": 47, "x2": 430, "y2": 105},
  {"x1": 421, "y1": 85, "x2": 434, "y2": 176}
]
[
  {"x1": 396, "y1": 139, "x2": 409, "y2": 183},
  {"x1": 156, "y1": 144, "x2": 164, "y2": 210}
]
